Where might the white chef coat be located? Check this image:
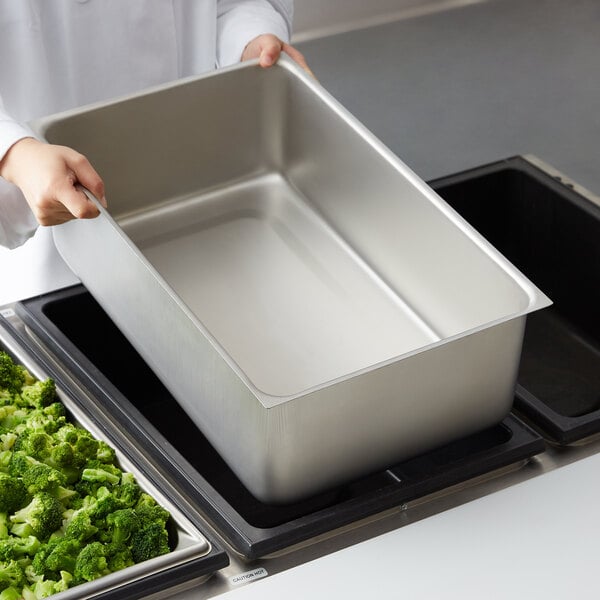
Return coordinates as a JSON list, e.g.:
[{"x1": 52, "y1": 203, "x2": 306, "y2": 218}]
[{"x1": 0, "y1": 0, "x2": 292, "y2": 252}]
